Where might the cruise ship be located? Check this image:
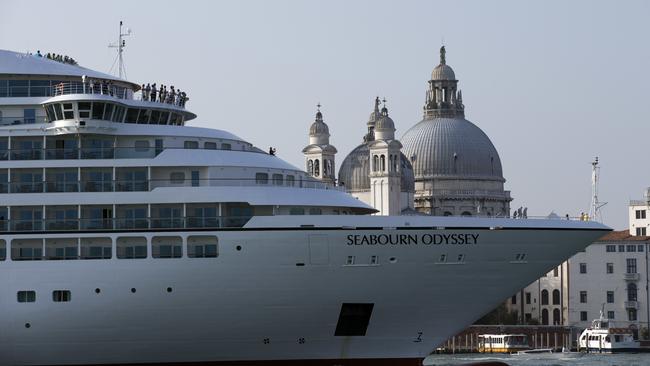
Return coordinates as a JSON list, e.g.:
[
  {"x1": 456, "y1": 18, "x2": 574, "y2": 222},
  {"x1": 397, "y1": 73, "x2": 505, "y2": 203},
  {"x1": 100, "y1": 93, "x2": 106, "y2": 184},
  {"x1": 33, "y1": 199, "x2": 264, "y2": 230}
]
[{"x1": 0, "y1": 48, "x2": 609, "y2": 366}]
